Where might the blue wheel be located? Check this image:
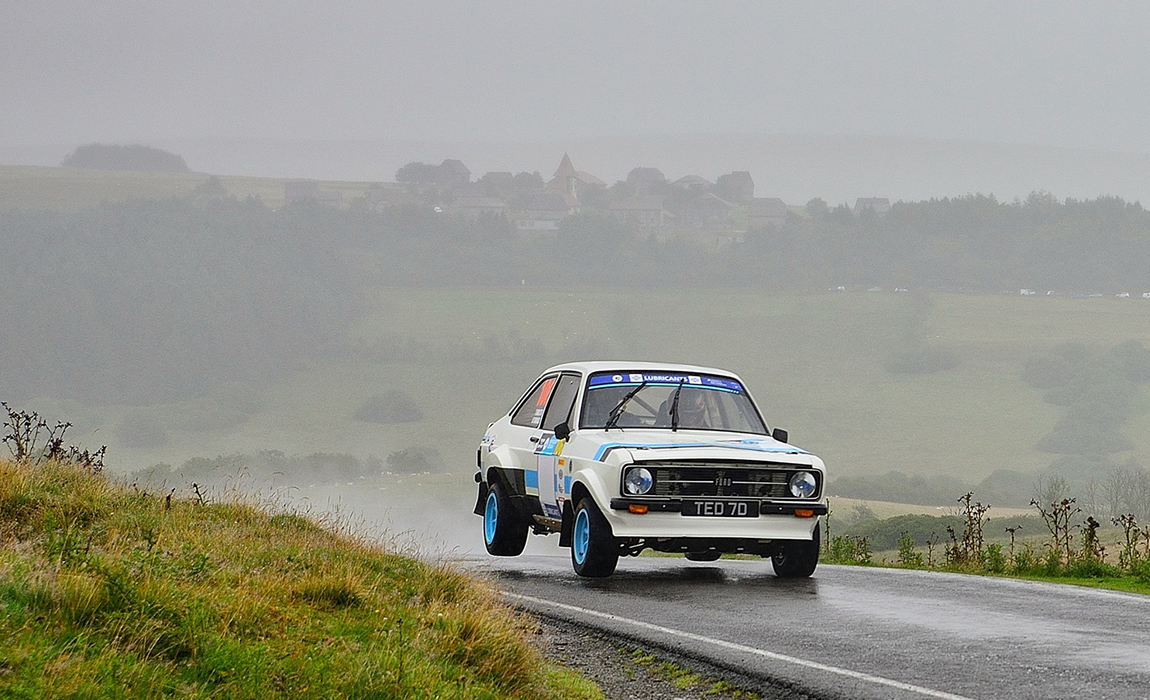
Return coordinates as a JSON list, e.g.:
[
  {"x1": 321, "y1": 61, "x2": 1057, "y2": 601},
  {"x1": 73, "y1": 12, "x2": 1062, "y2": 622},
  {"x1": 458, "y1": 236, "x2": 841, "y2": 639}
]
[
  {"x1": 484, "y1": 491, "x2": 499, "y2": 545},
  {"x1": 572, "y1": 508, "x2": 590, "y2": 565},
  {"x1": 570, "y1": 497, "x2": 618, "y2": 577},
  {"x1": 483, "y1": 481, "x2": 528, "y2": 556}
]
